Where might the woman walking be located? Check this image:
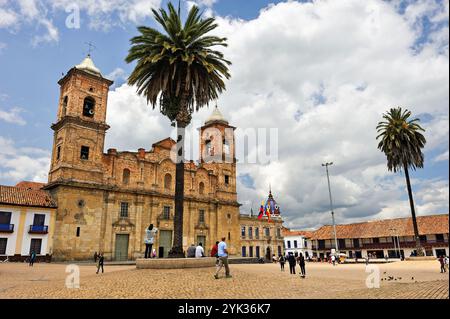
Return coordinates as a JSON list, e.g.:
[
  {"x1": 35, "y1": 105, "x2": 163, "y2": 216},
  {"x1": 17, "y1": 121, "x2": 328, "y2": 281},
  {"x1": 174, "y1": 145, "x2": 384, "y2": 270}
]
[
  {"x1": 96, "y1": 252, "x2": 104, "y2": 274},
  {"x1": 288, "y1": 253, "x2": 296, "y2": 275},
  {"x1": 279, "y1": 255, "x2": 286, "y2": 271},
  {"x1": 298, "y1": 253, "x2": 306, "y2": 278}
]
